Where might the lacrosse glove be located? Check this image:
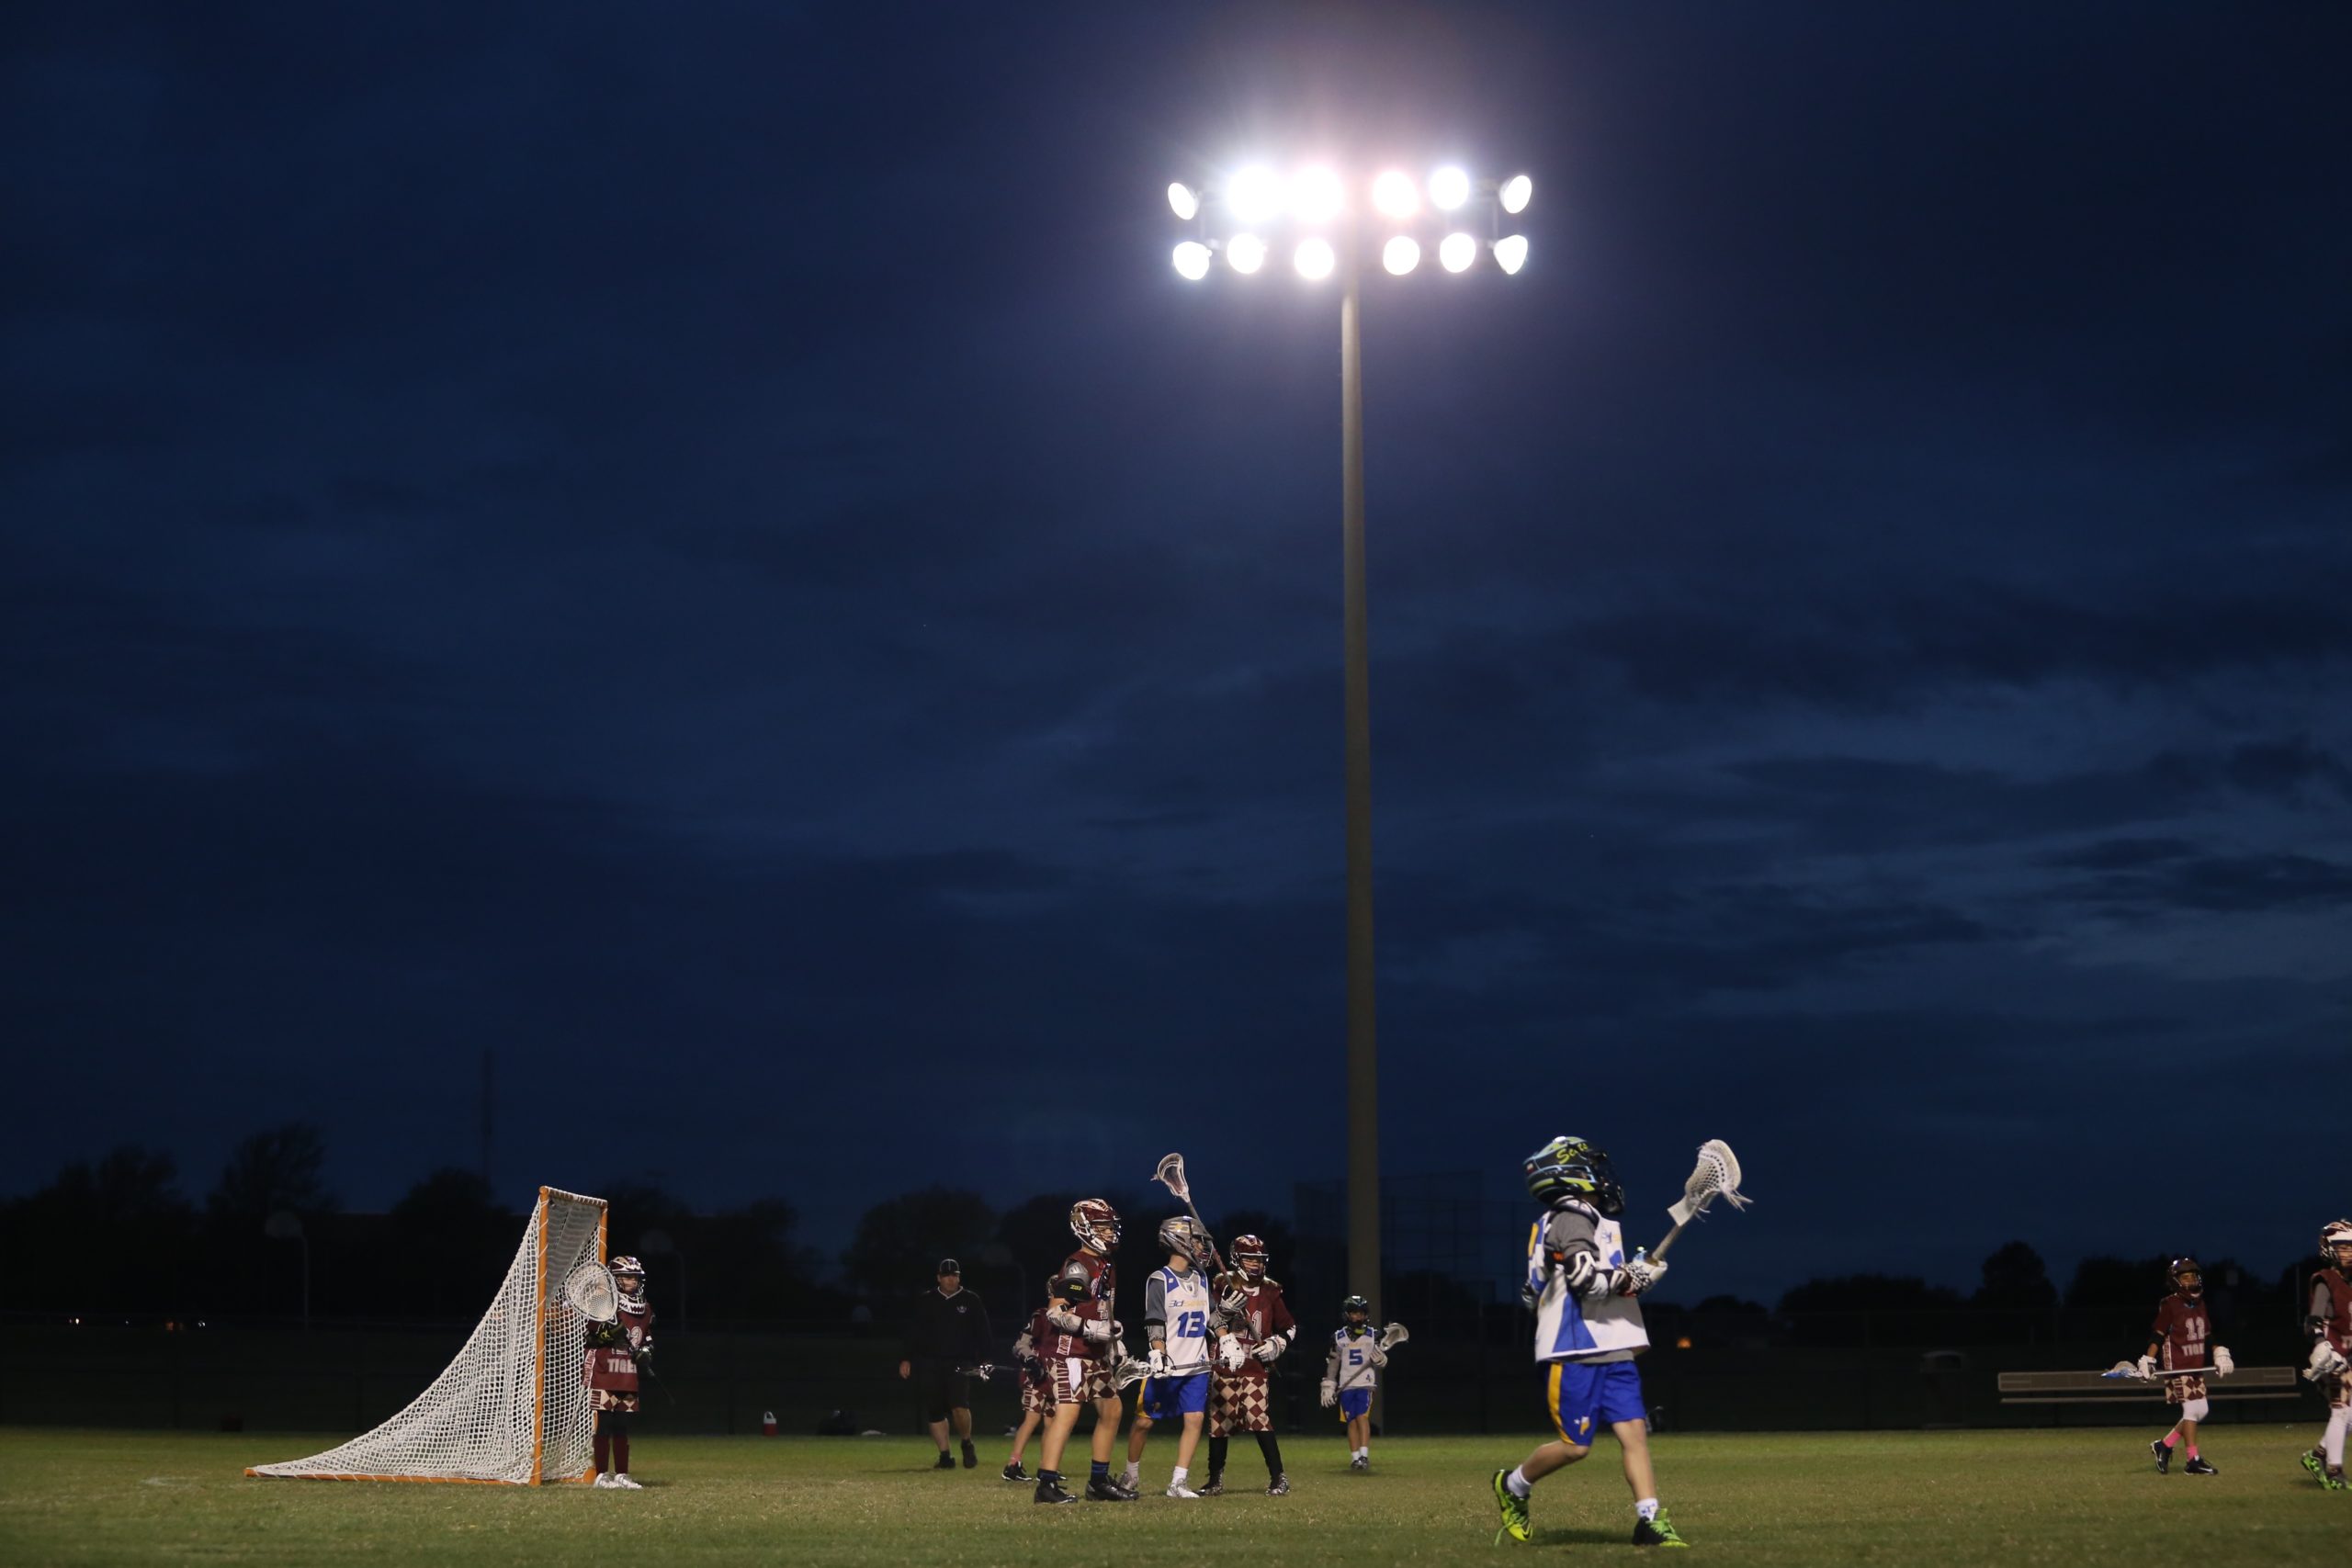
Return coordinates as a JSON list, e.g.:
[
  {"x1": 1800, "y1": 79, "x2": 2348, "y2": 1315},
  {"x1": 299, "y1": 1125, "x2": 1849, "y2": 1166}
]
[
  {"x1": 1147, "y1": 1347, "x2": 1171, "y2": 1379},
  {"x1": 2212, "y1": 1347, "x2": 2233, "y2": 1377},
  {"x1": 1252, "y1": 1334, "x2": 1286, "y2": 1363},
  {"x1": 1619, "y1": 1256, "x2": 1668, "y2": 1294},
  {"x1": 1318, "y1": 1380, "x2": 1337, "y2": 1408},
  {"x1": 2135, "y1": 1354, "x2": 2157, "y2": 1379}
]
